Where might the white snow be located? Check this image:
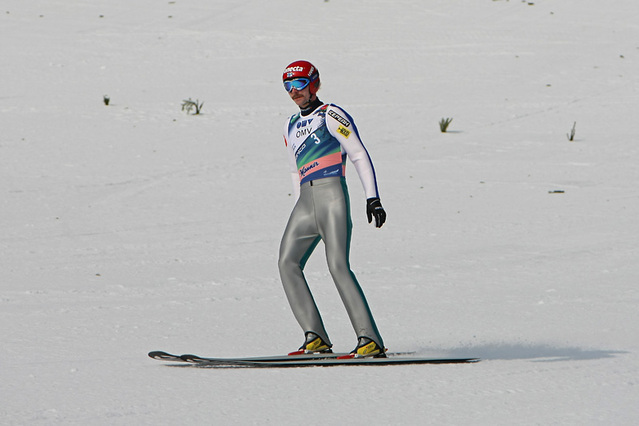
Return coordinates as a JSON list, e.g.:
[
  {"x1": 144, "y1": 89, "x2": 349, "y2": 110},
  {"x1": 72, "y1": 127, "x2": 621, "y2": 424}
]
[{"x1": 2, "y1": 0, "x2": 638, "y2": 424}]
